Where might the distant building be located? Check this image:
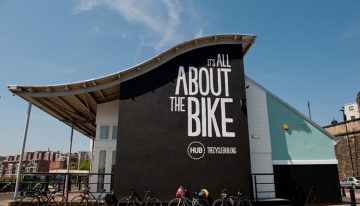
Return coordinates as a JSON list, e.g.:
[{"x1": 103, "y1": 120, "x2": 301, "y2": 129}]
[
  {"x1": 0, "y1": 151, "x2": 85, "y2": 176},
  {"x1": 344, "y1": 103, "x2": 359, "y2": 121},
  {"x1": 25, "y1": 159, "x2": 50, "y2": 173},
  {"x1": 0, "y1": 156, "x2": 5, "y2": 162},
  {"x1": 1, "y1": 150, "x2": 90, "y2": 176},
  {"x1": 77, "y1": 151, "x2": 91, "y2": 161},
  {"x1": 49, "y1": 155, "x2": 67, "y2": 170},
  {"x1": 324, "y1": 119, "x2": 360, "y2": 179}
]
